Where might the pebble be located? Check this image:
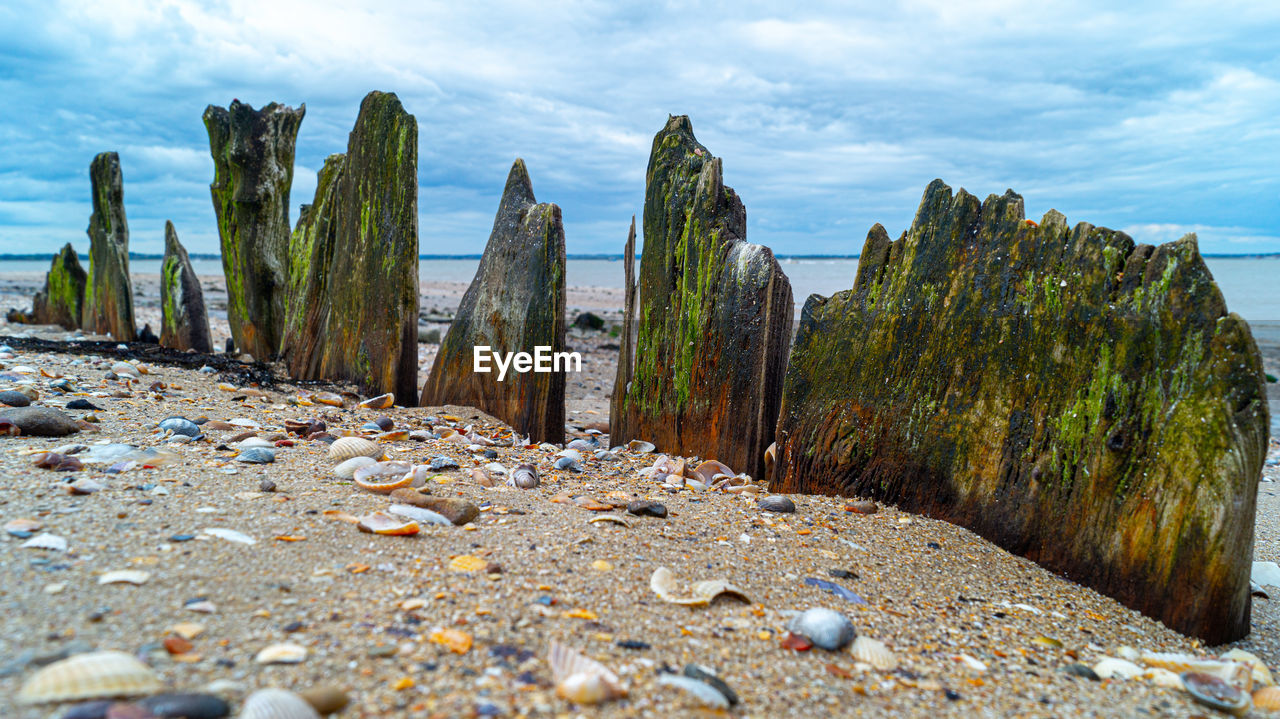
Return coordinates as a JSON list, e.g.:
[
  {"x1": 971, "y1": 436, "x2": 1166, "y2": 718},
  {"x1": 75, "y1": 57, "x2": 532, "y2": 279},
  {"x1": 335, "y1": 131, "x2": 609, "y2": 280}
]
[
  {"x1": 66, "y1": 399, "x2": 103, "y2": 410},
  {"x1": 757, "y1": 496, "x2": 796, "y2": 513},
  {"x1": 0, "y1": 389, "x2": 32, "y2": 406},
  {"x1": 428, "y1": 456, "x2": 459, "y2": 471},
  {"x1": 403, "y1": 497, "x2": 479, "y2": 525},
  {"x1": 137, "y1": 693, "x2": 231, "y2": 718},
  {"x1": 259, "y1": 479, "x2": 277, "y2": 492},
  {"x1": 2, "y1": 406, "x2": 80, "y2": 436},
  {"x1": 627, "y1": 500, "x2": 668, "y2": 518},
  {"x1": 298, "y1": 686, "x2": 350, "y2": 715}
]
